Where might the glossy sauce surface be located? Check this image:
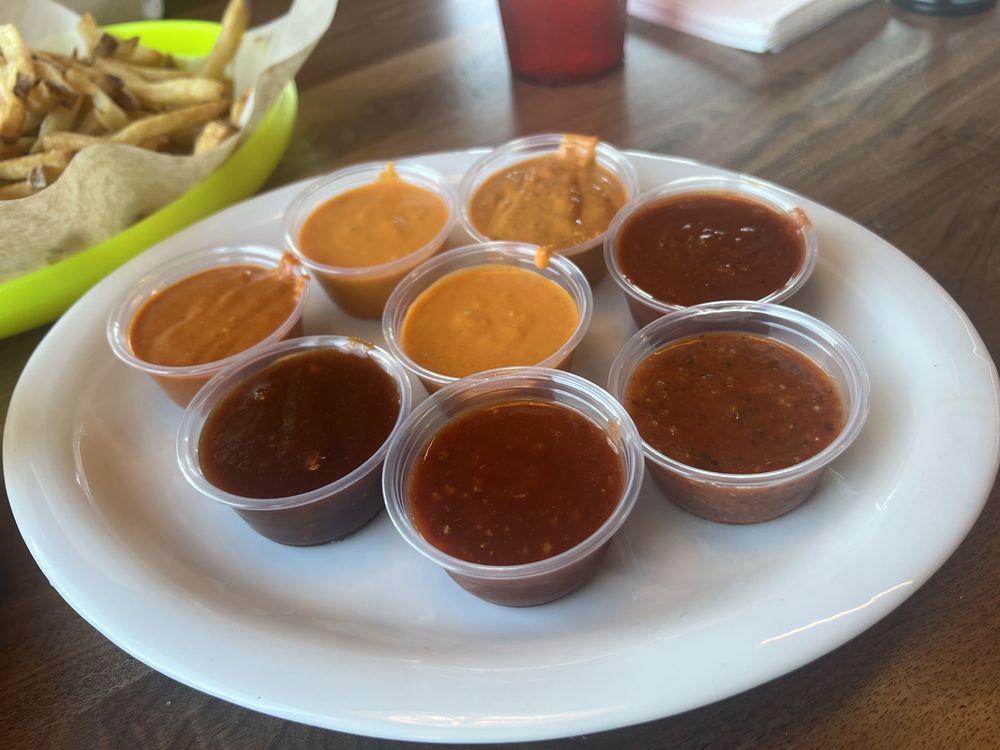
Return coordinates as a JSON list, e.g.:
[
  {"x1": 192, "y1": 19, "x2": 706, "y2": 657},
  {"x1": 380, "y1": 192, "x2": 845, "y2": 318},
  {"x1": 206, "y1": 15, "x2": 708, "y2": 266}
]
[
  {"x1": 616, "y1": 193, "x2": 805, "y2": 307},
  {"x1": 626, "y1": 332, "x2": 844, "y2": 474},
  {"x1": 409, "y1": 400, "x2": 624, "y2": 565},
  {"x1": 400, "y1": 265, "x2": 579, "y2": 378},
  {"x1": 199, "y1": 348, "x2": 400, "y2": 498},
  {"x1": 470, "y1": 136, "x2": 626, "y2": 249},
  {"x1": 298, "y1": 163, "x2": 449, "y2": 268},
  {"x1": 128, "y1": 257, "x2": 303, "y2": 367}
]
